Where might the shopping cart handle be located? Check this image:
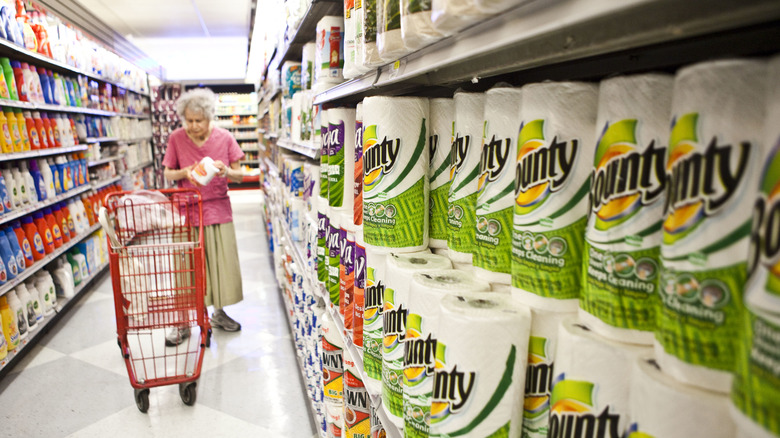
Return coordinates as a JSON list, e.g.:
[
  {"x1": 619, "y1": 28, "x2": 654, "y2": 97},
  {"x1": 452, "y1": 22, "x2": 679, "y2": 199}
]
[{"x1": 98, "y1": 207, "x2": 121, "y2": 247}]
